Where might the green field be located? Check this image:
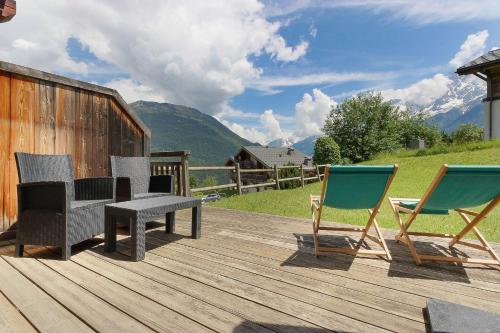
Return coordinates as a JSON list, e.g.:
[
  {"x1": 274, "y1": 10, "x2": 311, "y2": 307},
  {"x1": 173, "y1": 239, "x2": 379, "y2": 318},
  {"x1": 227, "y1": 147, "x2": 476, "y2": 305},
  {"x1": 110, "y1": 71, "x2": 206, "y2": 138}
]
[{"x1": 211, "y1": 141, "x2": 500, "y2": 242}]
